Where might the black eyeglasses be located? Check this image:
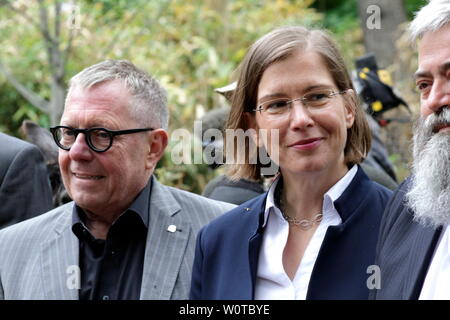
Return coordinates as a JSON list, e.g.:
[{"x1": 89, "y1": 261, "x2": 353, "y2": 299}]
[{"x1": 50, "y1": 126, "x2": 154, "y2": 153}]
